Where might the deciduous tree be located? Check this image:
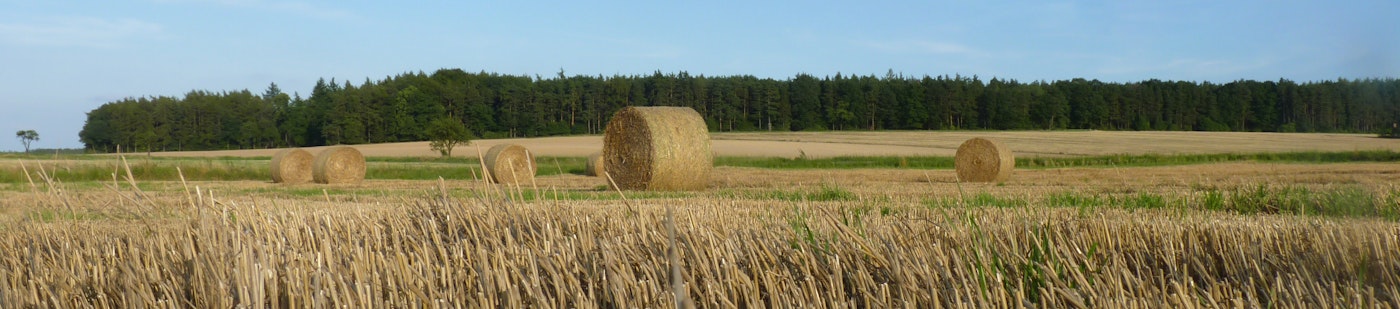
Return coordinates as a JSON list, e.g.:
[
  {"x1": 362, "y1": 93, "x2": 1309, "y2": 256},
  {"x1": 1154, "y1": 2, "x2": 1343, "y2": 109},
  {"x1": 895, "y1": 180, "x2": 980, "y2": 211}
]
[
  {"x1": 425, "y1": 118, "x2": 473, "y2": 157},
  {"x1": 15, "y1": 130, "x2": 38, "y2": 153}
]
